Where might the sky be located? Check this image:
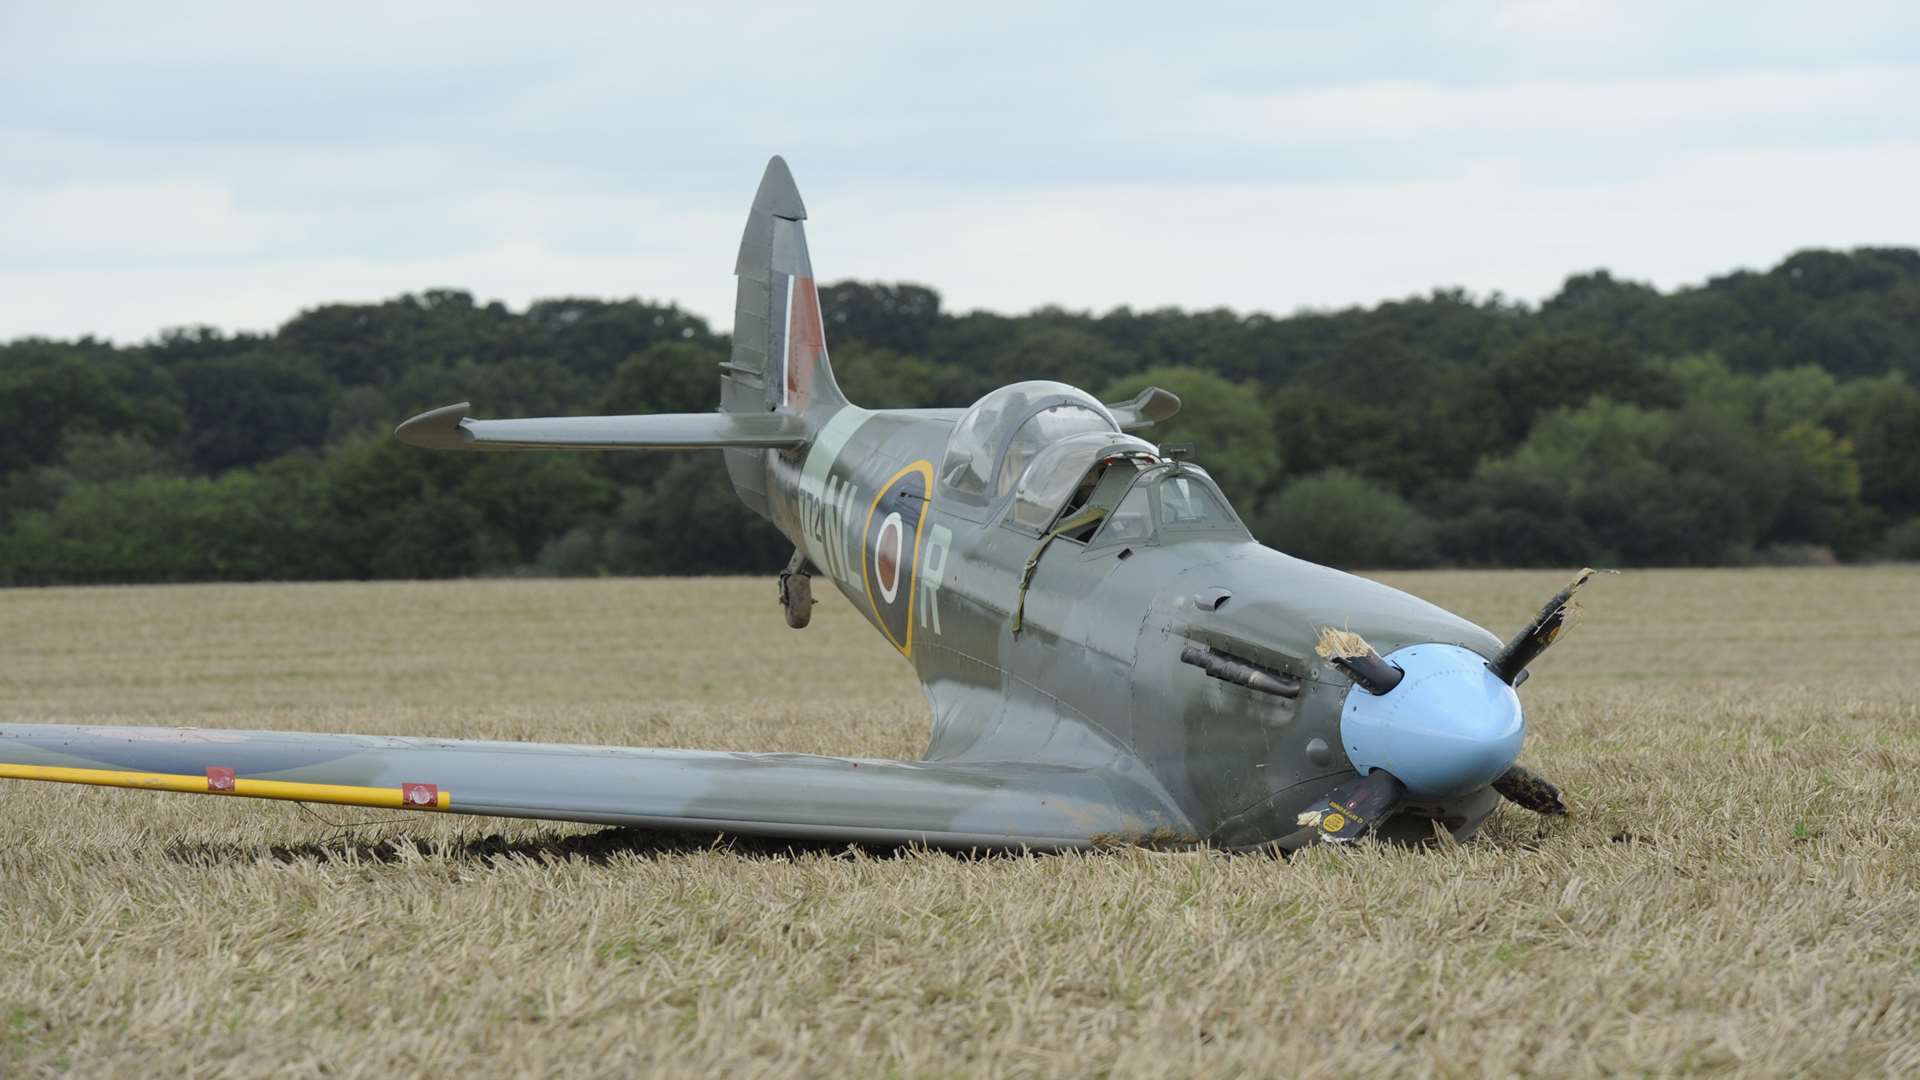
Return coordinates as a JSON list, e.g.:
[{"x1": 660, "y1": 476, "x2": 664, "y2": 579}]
[{"x1": 2, "y1": 1, "x2": 1916, "y2": 343}]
